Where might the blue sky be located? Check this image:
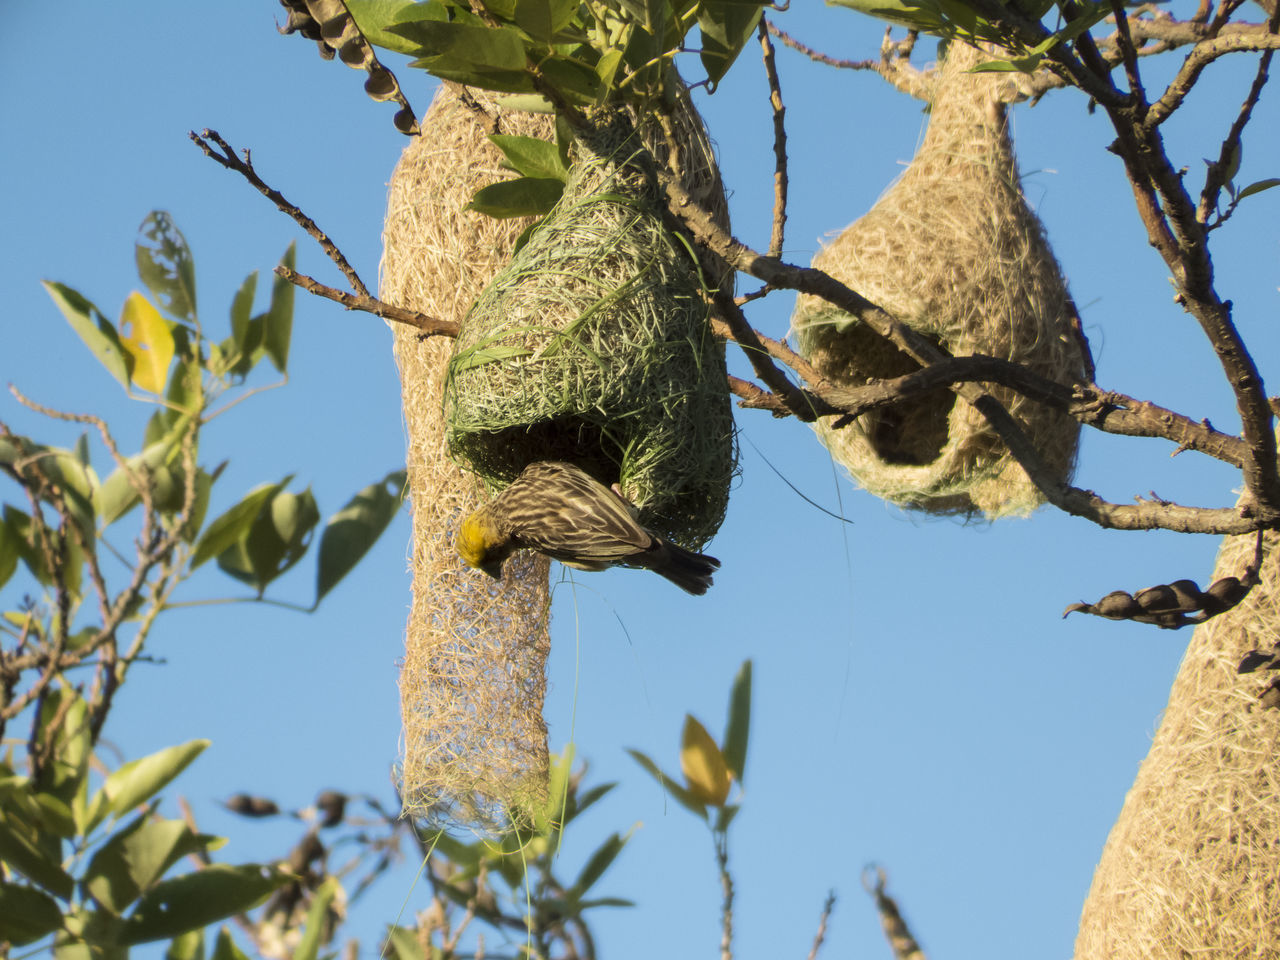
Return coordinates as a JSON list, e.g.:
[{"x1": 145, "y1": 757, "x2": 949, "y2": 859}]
[{"x1": 3, "y1": 2, "x2": 1278, "y2": 958}]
